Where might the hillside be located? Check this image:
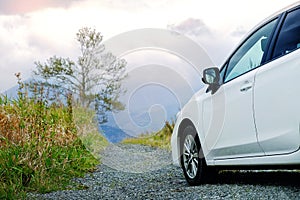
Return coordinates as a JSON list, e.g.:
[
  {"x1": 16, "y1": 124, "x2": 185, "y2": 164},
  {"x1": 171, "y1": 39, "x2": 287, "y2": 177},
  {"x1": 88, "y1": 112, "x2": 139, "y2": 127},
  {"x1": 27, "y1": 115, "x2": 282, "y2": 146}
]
[{"x1": 122, "y1": 121, "x2": 174, "y2": 150}]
